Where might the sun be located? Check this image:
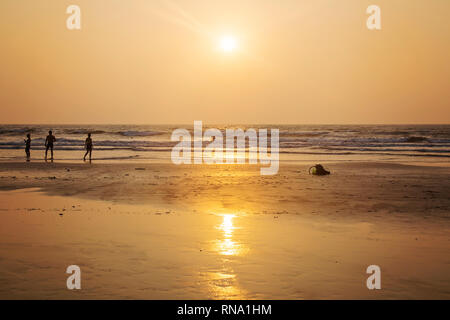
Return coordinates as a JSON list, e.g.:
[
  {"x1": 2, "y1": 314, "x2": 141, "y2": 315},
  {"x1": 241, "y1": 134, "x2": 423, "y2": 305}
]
[{"x1": 219, "y1": 35, "x2": 237, "y2": 52}]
